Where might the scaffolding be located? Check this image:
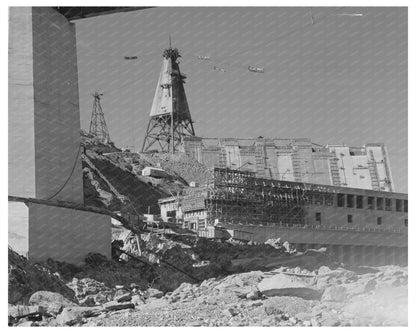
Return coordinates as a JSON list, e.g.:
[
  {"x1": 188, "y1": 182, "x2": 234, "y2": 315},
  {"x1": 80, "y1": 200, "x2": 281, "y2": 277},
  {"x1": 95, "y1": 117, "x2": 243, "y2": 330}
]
[{"x1": 200, "y1": 168, "x2": 318, "y2": 226}]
